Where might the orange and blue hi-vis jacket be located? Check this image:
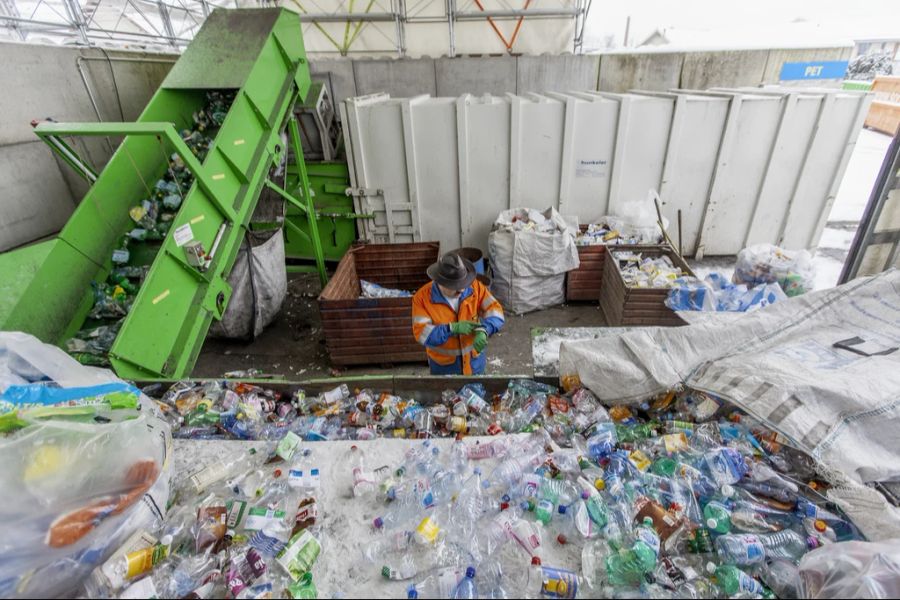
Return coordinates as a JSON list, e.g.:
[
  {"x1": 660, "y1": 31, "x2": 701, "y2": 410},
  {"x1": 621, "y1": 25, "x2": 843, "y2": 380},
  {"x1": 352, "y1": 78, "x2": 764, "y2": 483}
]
[{"x1": 411, "y1": 280, "x2": 505, "y2": 375}]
